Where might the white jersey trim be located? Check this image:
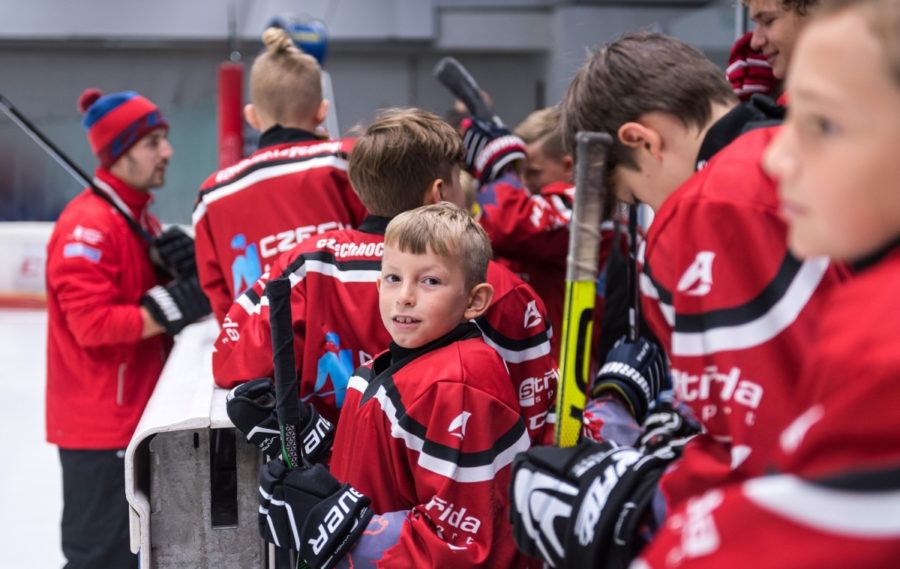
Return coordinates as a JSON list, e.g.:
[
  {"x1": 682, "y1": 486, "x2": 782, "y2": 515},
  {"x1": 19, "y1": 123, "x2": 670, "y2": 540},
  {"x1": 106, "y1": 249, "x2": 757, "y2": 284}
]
[
  {"x1": 192, "y1": 156, "x2": 348, "y2": 226},
  {"x1": 347, "y1": 374, "x2": 531, "y2": 483},
  {"x1": 671, "y1": 257, "x2": 829, "y2": 357},
  {"x1": 744, "y1": 474, "x2": 900, "y2": 537}
]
